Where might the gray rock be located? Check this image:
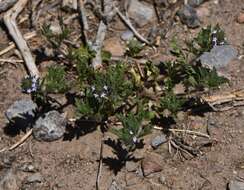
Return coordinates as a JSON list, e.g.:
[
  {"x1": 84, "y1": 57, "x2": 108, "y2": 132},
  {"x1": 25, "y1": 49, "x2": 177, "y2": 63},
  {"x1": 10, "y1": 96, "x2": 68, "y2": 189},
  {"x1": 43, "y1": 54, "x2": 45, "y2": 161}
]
[
  {"x1": 0, "y1": 169, "x2": 18, "y2": 190},
  {"x1": 108, "y1": 180, "x2": 123, "y2": 190},
  {"x1": 199, "y1": 45, "x2": 238, "y2": 69},
  {"x1": 177, "y1": 5, "x2": 200, "y2": 28},
  {"x1": 188, "y1": 0, "x2": 205, "y2": 7},
  {"x1": 121, "y1": 30, "x2": 134, "y2": 41},
  {"x1": 26, "y1": 173, "x2": 43, "y2": 183},
  {"x1": 33, "y1": 111, "x2": 67, "y2": 142},
  {"x1": 128, "y1": 0, "x2": 156, "y2": 28},
  {"x1": 228, "y1": 180, "x2": 244, "y2": 190},
  {"x1": 5, "y1": 99, "x2": 37, "y2": 121},
  {"x1": 151, "y1": 134, "x2": 167, "y2": 149}
]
